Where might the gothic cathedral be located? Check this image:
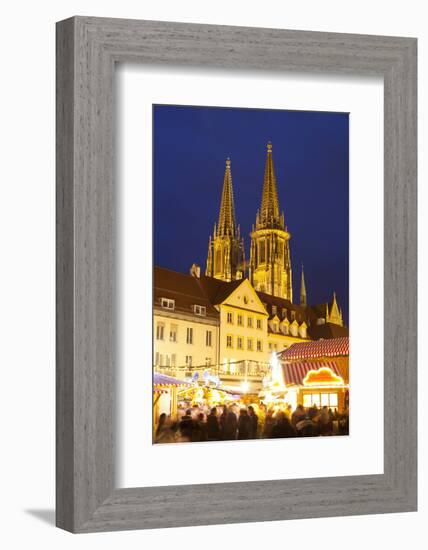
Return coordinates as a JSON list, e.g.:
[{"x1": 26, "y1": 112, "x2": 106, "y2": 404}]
[
  {"x1": 206, "y1": 142, "x2": 293, "y2": 300},
  {"x1": 205, "y1": 158, "x2": 245, "y2": 281}
]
